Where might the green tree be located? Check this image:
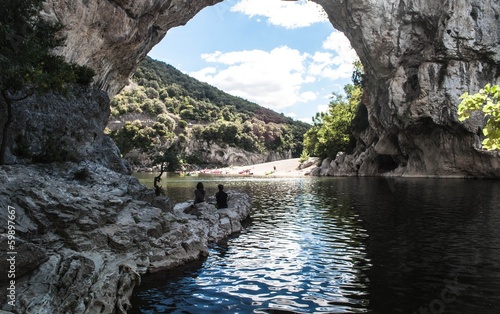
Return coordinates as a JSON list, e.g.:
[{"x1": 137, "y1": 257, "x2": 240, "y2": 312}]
[
  {"x1": 236, "y1": 133, "x2": 260, "y2": 152},
  {"x1": 302, "y1": 60, "x2": 364, "y2": 159},
  {"x1": 157, "y1": 113, "x2": 175, "y2": 131},
  {"x1": 0, "y1": 0, "x2": 94, "y2": 164},
  {"x1": 178, "y1": 120, "x2": 188, "y2": 129},
  {"x1": 145, "y1": 87, "x2": 159, "y2": 99},
  {"x1": 218, "y1": 121, "x2": 239, "y2": 144},
  {"x1": 351, "y1": 59, "x2": 364, "y2": 87},
  {"x1": 303, "y1": 85, "x2": 361, "y2": 159},
  {"x1": 299, "y1": 150, "x2": 310, "y2": 163},
  {"x1": 111, "y1": 121, "x2": 142, "y2": 155},
  {"x1": 458, "y1": 84, "x2": 500, "y2": 150},
  {"x1": 109, "y1": 56, "x2": 314, "y2": 165}
]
